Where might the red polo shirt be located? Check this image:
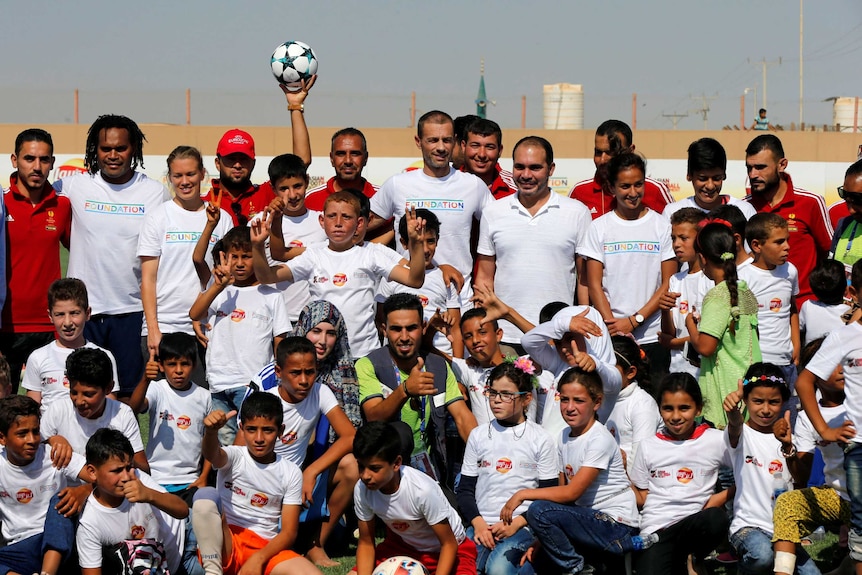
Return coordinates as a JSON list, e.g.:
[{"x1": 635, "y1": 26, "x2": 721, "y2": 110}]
[
  {"x1": 829, "y1": 200, "x2": 850, "y2": 230},
  {"x1": 461, "y1": 164, "x2": 517, "y2": 200},
  {"x1": 569, "y1": 176, "x2": 673, "y2": 219},
  {"x1": 744, "y1": 173, "x2": 833, "y2": 304},
  {"x1": 304, "y1": 177, "x2": 378, "y2": 211},
  {"x1": 2, "y1": 174, "x2": 72, "y2": 332},
  {"x1": 201, "y1": 179, "x2": 275, "y2": 227}
]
